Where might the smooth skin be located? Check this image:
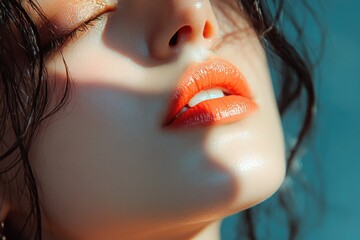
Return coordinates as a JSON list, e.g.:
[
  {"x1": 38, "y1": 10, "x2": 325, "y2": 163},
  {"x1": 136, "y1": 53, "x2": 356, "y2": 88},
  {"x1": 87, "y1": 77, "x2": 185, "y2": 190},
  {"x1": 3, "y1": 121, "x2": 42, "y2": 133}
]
[{"x1": 3, "y1": 1, "x2": 285, "y2": 239}]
